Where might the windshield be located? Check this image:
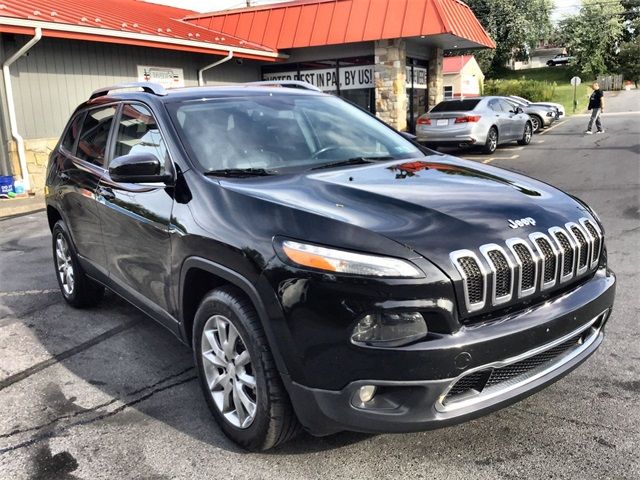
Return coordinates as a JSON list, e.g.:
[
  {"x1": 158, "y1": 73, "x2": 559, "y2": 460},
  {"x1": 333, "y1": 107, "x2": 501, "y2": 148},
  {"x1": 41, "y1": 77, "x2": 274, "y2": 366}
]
[
  {"x1": 431, "y1": 99, "x2": 481, "y2": 112},
  {"x1": 166, "y1": 94, "x2": 424, "y2": 173}
]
